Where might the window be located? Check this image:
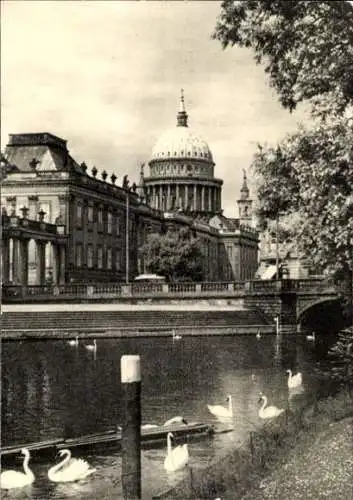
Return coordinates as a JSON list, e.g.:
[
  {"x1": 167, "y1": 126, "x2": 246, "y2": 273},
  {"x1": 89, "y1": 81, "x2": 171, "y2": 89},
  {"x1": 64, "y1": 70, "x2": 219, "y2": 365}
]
[
  {"x1": 87, "y1": 245, "x2": 93, "y2": 268},
  {"x1": 97, "y1": 246, "x2": 103, "y2": 269},
  {"x1": 226, "y1": 244, "x2": 233, "y2": 259},
  {"x1": 107, "y1": 212, "x2": 112, "y2": 234},
  {"x1": 88, "y1": 206, "x2": 94, "y2": 223},
  {"x1": 115, "y1": 249, "x2": 121, "y2": 271},
  {"x1": 98, "y1": 207, "x2": 103, "y2": 231},
  {"x1": 76, "y1": 204, "x2": 83, "y2": 227},
  {"x1": 76, "y1": 244, "x2": 83, "y2": 267},
  {"x1": 116, "y1": 216, "x2": 120, "y2": 236},
  {"x1": 107, "y1": 248, "x2": 112, "y2": 269}
]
